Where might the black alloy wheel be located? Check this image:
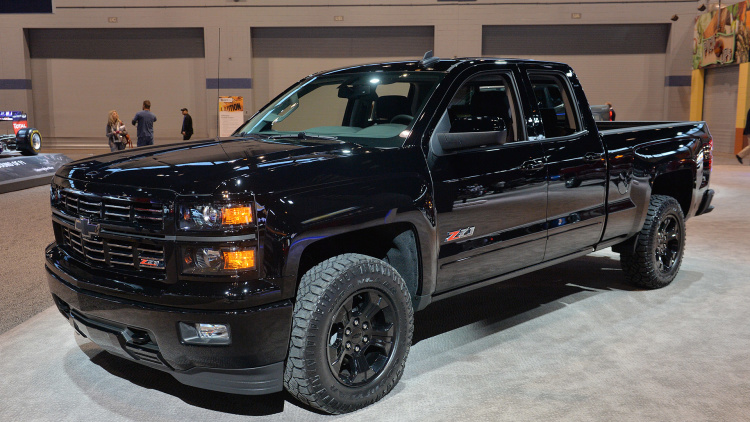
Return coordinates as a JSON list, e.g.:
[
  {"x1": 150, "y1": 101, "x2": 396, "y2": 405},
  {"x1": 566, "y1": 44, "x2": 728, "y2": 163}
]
[
  {"x1": 654, "y1": 214, "x2": 681, "y2": 274},
  {"x1": 620, "y1": 194, "x2": 686, "y2": 289},
  {"x1": 327, "y1": 289, "x2": 397, "y2": 387},
  {"x1": 284, "y1": 253, "x2": 413, "y2": 414}
]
